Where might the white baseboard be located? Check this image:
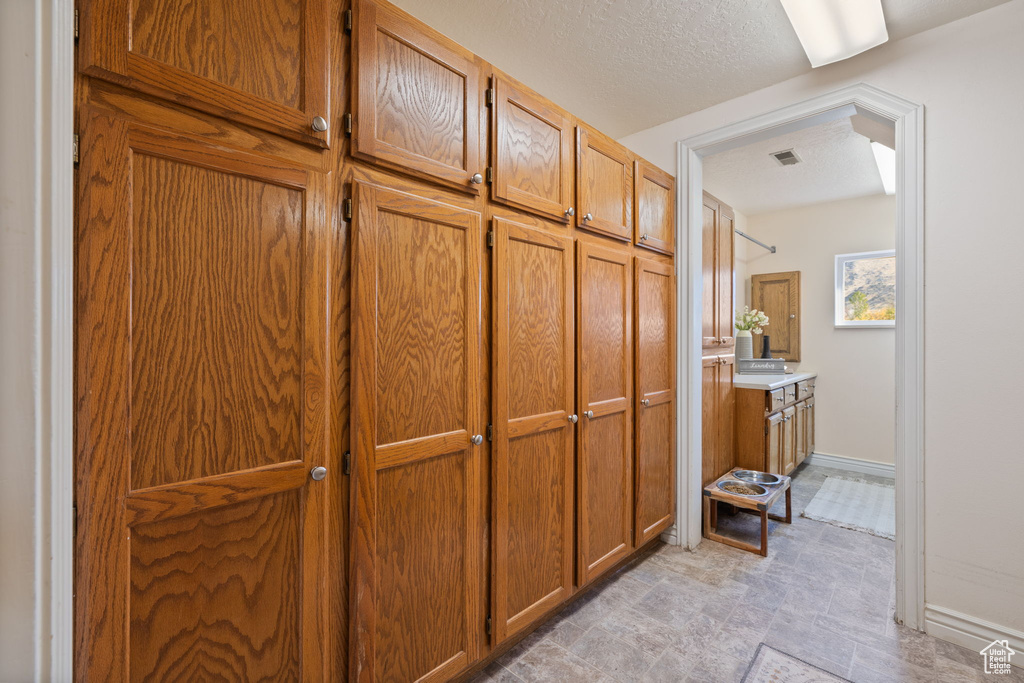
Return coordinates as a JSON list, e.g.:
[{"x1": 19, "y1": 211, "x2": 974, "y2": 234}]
[
  {"x1": 804, "y1": 451, "x2": 895, "y2": 479},
  {"x1": 925, "y1": 603, "x2": 1024, "y2": 656}
]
